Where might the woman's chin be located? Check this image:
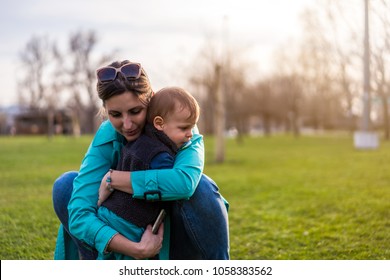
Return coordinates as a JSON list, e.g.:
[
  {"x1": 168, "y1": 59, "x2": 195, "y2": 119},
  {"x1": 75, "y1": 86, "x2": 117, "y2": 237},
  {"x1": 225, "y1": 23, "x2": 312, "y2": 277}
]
[{"x1": 124, "y1": 131, "x2": 141, "y2": 142}]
